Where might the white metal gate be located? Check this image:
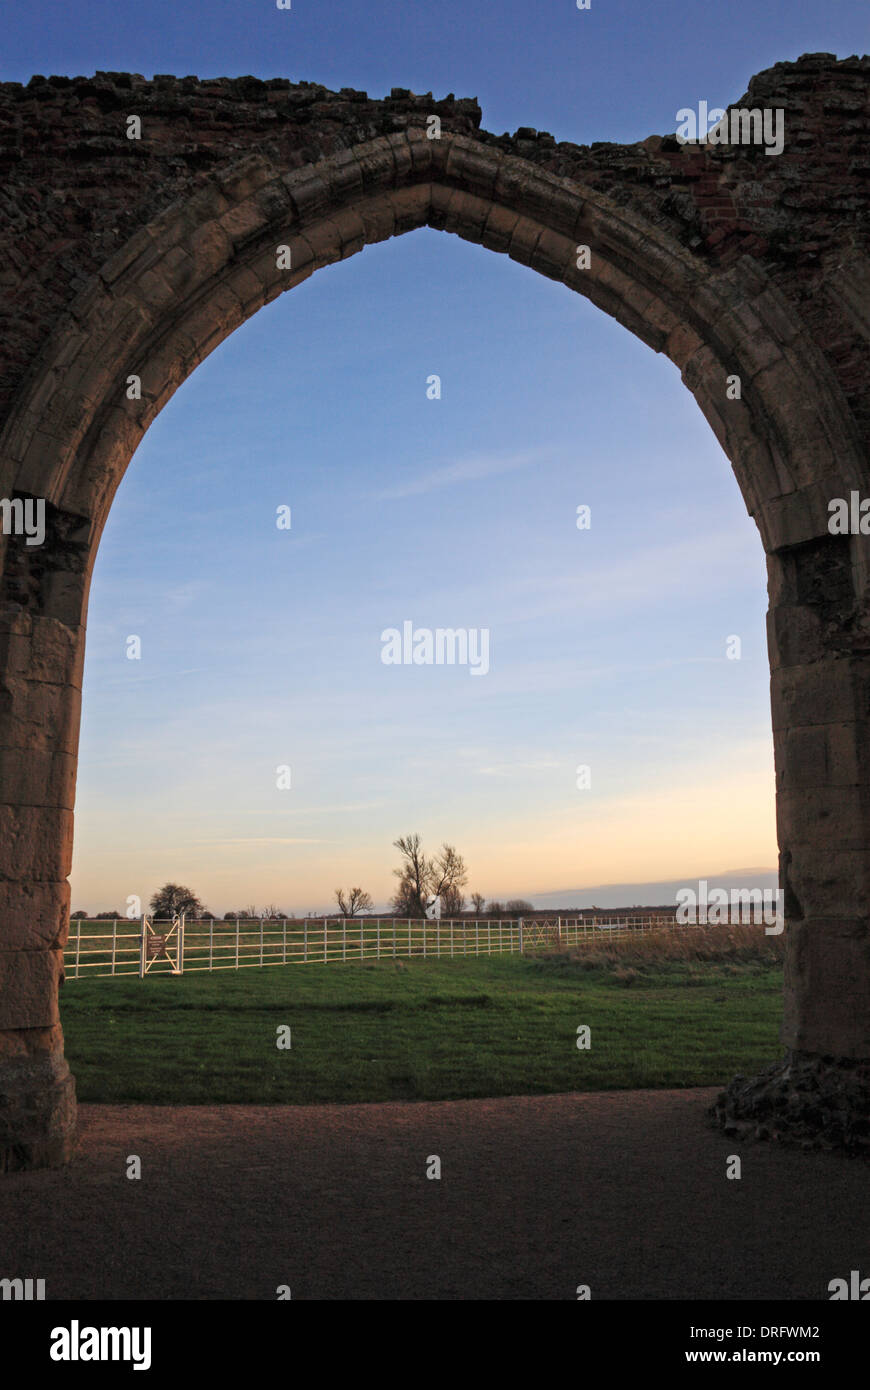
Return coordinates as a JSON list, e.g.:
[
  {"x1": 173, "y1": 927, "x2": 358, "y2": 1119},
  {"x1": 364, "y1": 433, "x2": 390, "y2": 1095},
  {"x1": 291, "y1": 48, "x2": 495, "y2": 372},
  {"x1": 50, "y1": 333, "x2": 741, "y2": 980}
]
[{"x1": 138, "y1": 914, "x2": 185, "y2": 977}]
